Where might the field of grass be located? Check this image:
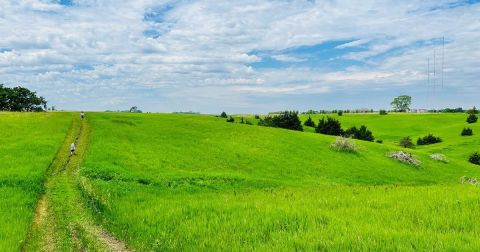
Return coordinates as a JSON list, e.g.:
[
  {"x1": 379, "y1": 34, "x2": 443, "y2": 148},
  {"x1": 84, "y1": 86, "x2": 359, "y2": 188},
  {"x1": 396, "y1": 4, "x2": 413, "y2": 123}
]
[
  {"x1": 78, "y1": 112, "x2": 480, "y2": 250},
  {"x1": 0, "y1": 112, "x2": 72, "y2": 250}
]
